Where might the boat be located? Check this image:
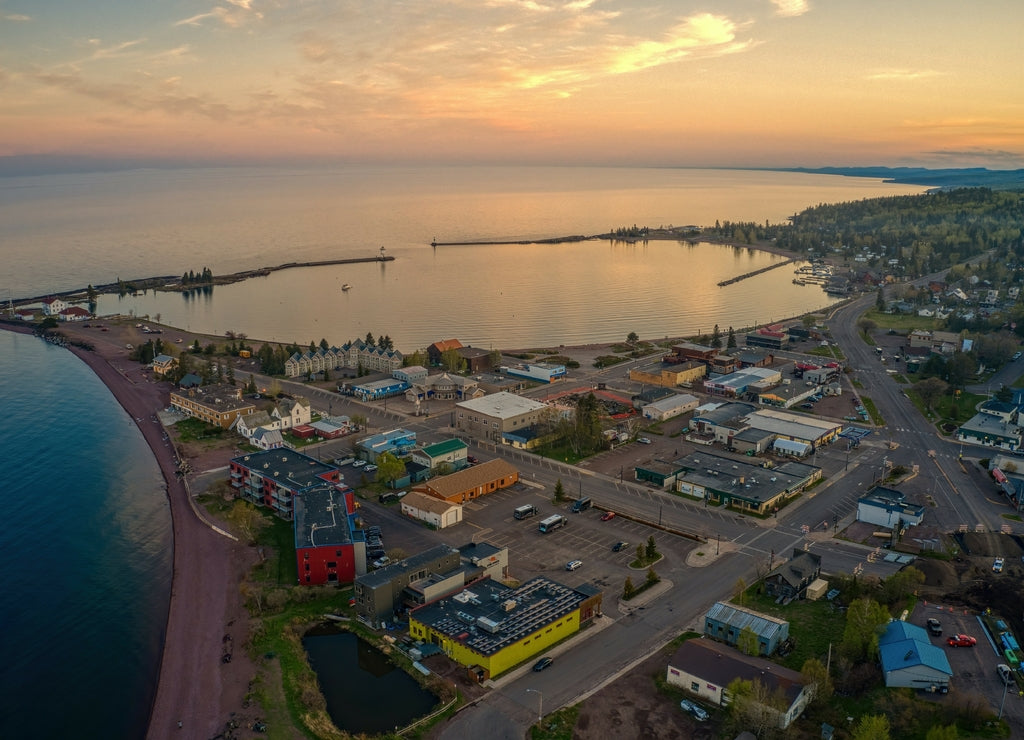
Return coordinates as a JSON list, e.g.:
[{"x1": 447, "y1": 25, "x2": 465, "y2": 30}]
[{"x1": 341, "y1": 283, "x2": 351, "y2": 291}]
